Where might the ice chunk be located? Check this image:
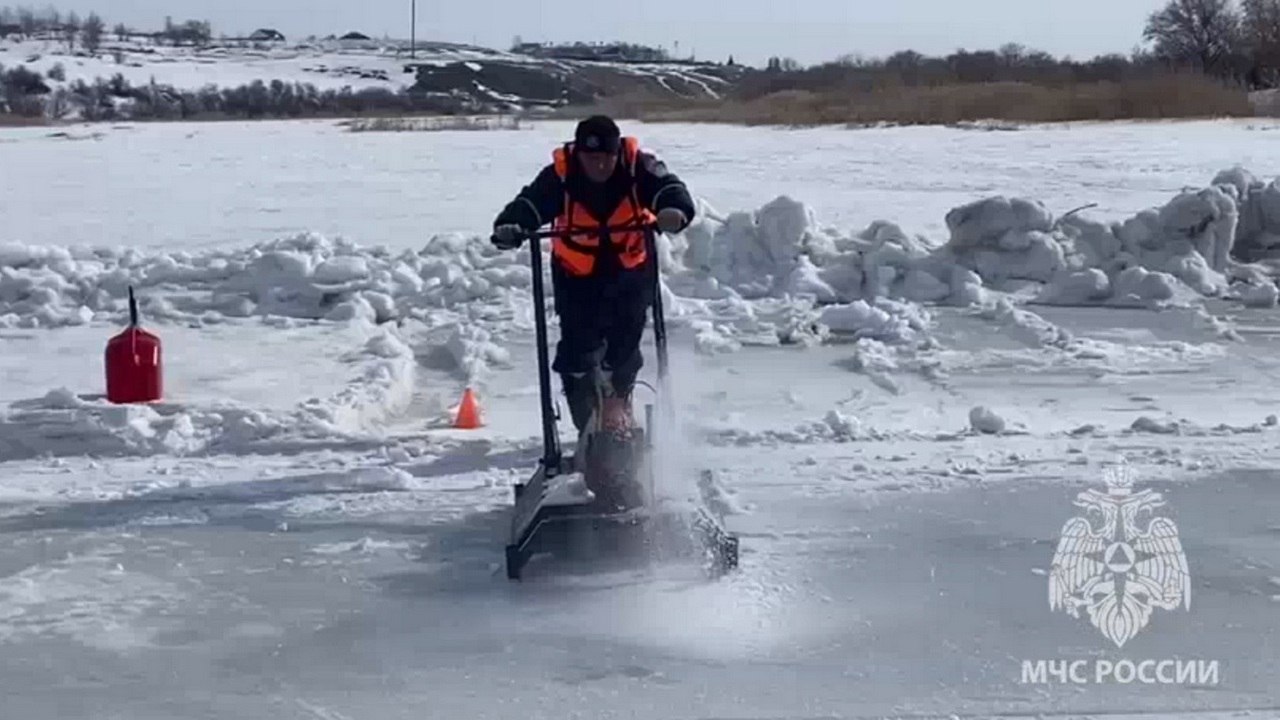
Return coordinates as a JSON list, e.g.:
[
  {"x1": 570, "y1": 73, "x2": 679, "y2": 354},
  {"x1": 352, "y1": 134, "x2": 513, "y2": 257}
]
[
  {"x1": 945, "y1": 196, "x2": 1054, "y2": 250},
  {"x1": 1239, "y1": 282, "x2": 1280, "y2": 308},
  {"x1": 1036, "y1": 268, "x2": 1111, "y2": 305},
  {"x1": 314, "y1": 256, "x2": 370, "y2": 284},
  {"x1": 969, "y1": 406, "x2": 1006, "y2": 434}
]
